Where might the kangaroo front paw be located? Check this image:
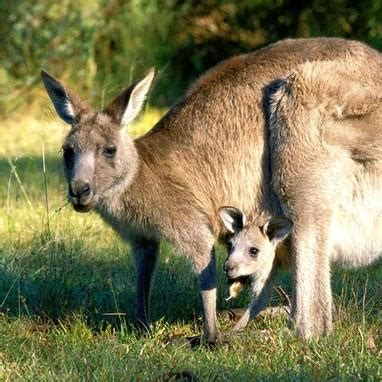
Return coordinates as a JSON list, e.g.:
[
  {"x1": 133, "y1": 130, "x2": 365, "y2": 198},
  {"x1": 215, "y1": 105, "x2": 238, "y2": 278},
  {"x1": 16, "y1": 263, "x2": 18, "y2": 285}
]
[{"x1": 209, "y1": 331, "x2": 224, "y2": 345}]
